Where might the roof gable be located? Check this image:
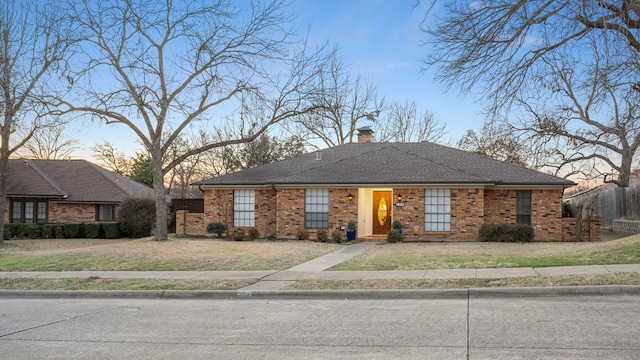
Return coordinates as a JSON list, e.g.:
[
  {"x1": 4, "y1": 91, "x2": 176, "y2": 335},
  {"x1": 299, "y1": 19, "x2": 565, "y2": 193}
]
[{"x1": 194, "y1": 142, "x2": 575, "y2": 188}]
